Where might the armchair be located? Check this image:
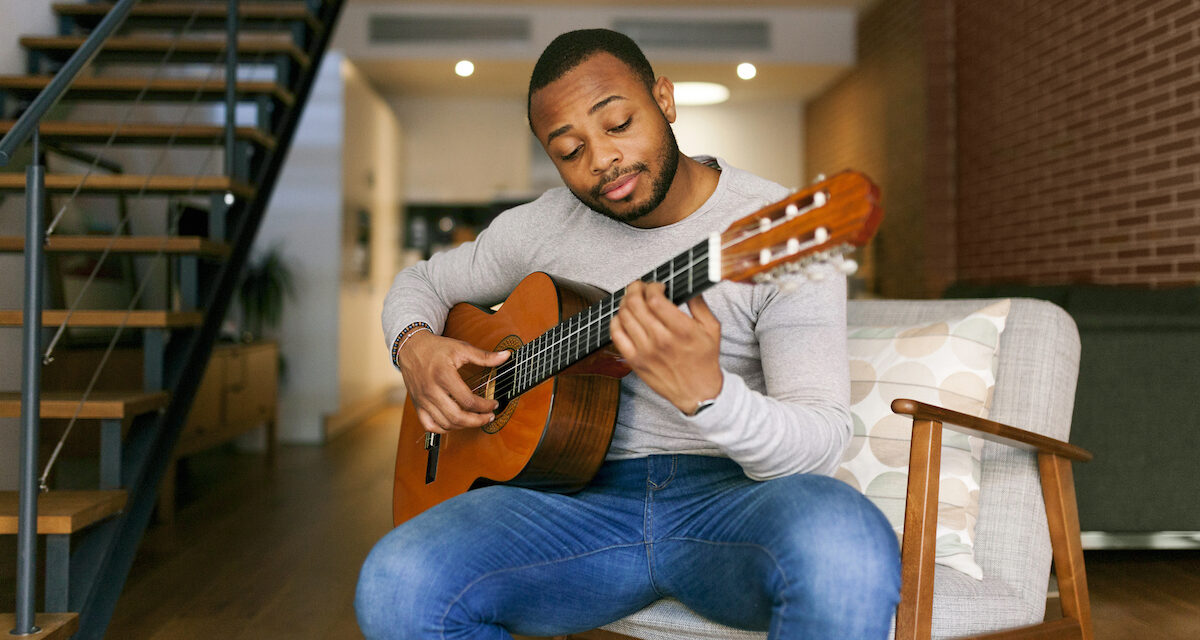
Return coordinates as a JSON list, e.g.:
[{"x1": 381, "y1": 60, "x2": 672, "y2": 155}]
[{"x1": 533, "y1": 298, "x2": 1093, "y2": 640}]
